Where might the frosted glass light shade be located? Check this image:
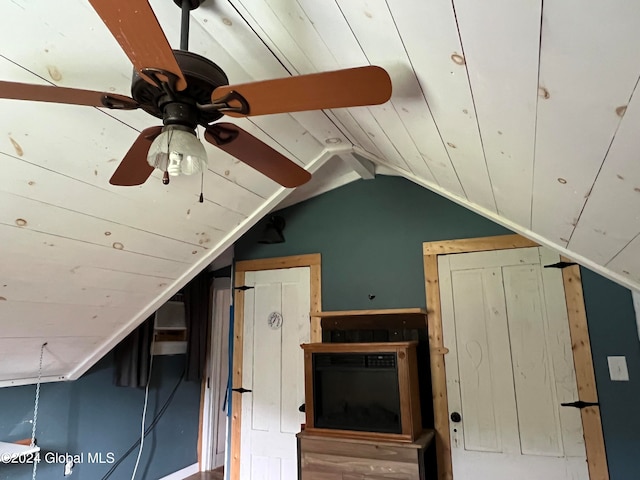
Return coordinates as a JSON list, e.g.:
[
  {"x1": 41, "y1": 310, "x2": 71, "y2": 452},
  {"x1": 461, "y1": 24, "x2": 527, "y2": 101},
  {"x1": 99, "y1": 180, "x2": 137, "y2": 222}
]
[{"x1": 147, "y1": 126, "x2": 208, "y2": 176}]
